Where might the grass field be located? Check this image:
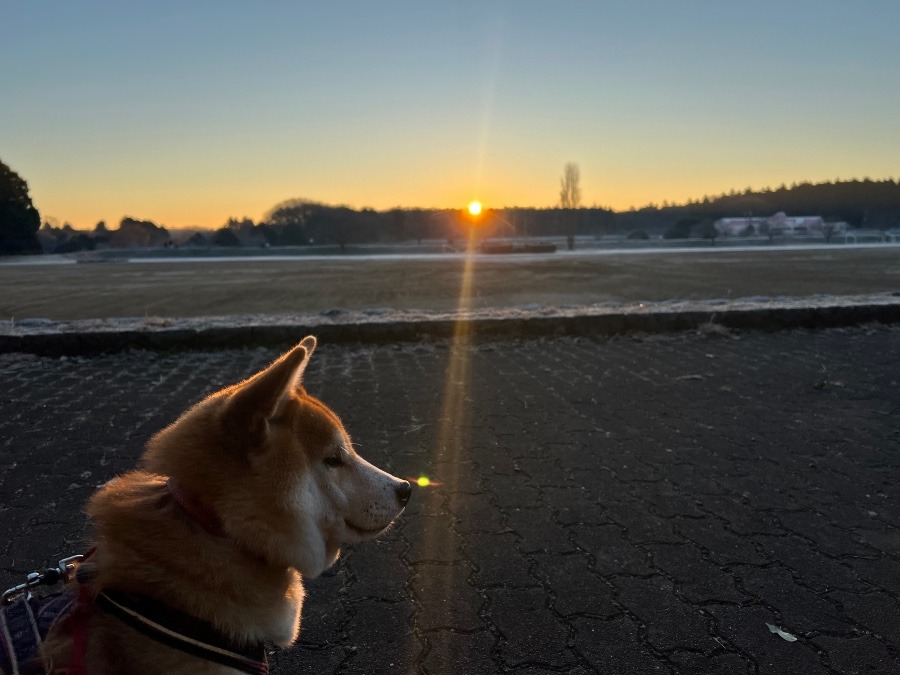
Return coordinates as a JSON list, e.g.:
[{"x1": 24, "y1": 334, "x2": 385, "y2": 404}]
[{"x1": 2, "y1": 247, "x2": 898, "y2": 321}]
